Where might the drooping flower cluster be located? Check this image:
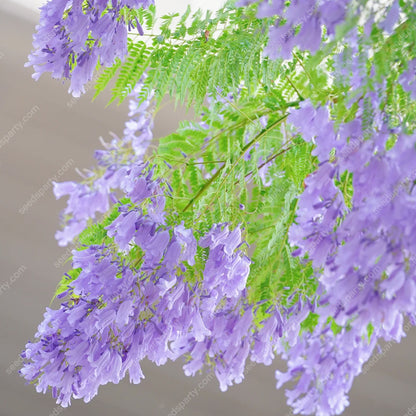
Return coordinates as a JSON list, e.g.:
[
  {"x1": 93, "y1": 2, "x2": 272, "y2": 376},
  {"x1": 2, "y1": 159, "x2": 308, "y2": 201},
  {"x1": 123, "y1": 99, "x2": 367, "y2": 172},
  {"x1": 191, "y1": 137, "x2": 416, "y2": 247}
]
[
  {"x1": 21, "y1": 157, "x2": 292, "y2": 405},
  {"x1": 27, "y1": 0, "x2": 152, "y2": 96},
  {"x1": 21, "y1": 76, "x2": 313, "y2": 406},
  {"x1": 278, "y1": 99, "x2": 416, "y2": 415},
  {"x1": 54, "y1": 82, "x2": 153, "y2": 246},
  {"x1": 275, "y1": 319, "x2": 378, "y2": 415}
]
